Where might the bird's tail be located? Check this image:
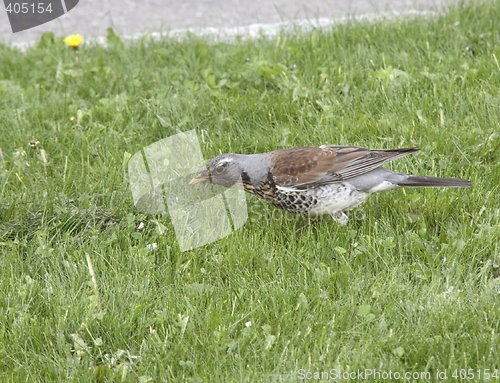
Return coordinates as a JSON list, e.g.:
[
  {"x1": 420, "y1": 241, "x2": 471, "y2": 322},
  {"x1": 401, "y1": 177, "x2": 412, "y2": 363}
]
[{"x1": 397, "y1": 176, "x2": 472, "y2": 188}]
